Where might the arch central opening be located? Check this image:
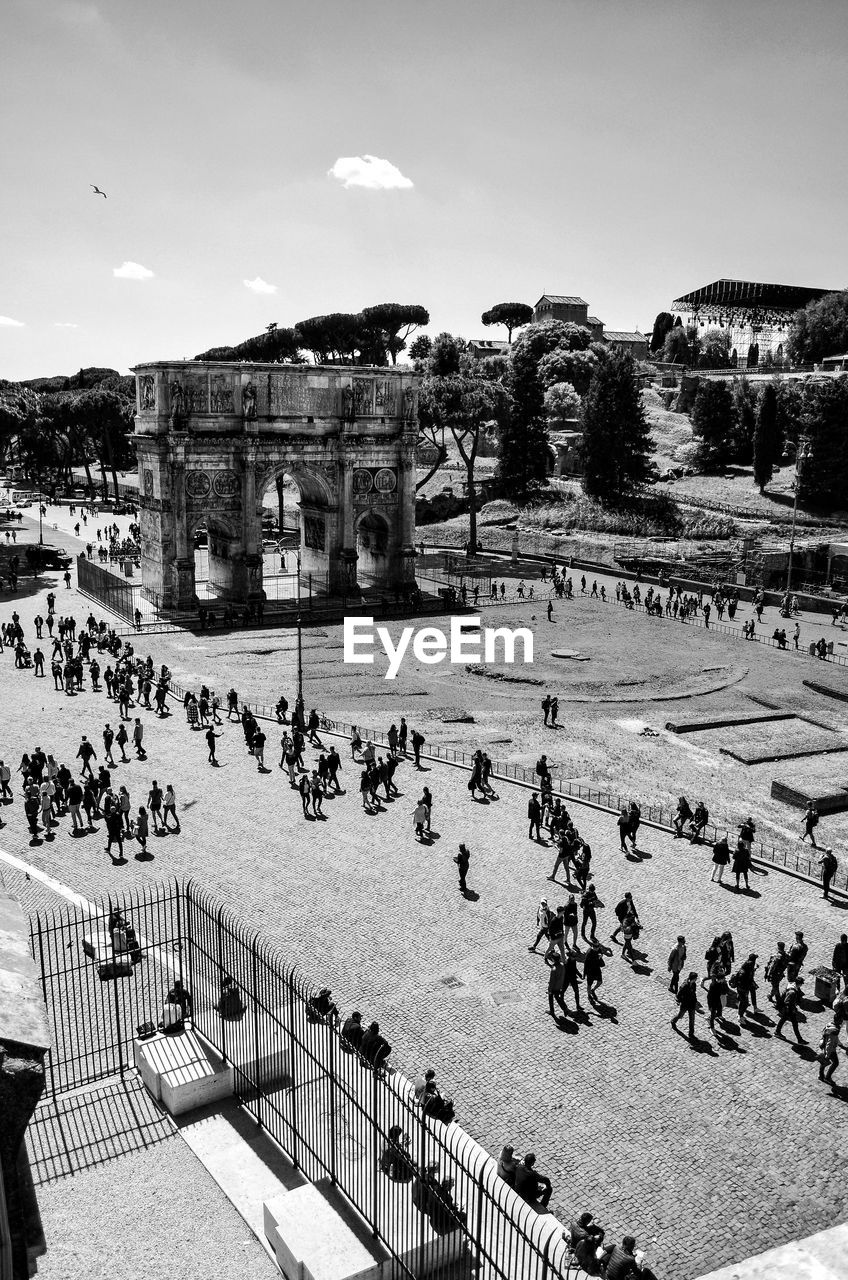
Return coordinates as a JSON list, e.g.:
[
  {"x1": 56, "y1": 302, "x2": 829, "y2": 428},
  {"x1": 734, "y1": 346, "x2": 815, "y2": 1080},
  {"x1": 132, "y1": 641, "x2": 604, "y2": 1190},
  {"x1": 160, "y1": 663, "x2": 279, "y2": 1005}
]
[{"x1": 258, "y1": 467, "x2": 336, "y2": 602}]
